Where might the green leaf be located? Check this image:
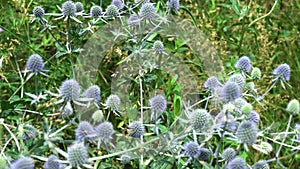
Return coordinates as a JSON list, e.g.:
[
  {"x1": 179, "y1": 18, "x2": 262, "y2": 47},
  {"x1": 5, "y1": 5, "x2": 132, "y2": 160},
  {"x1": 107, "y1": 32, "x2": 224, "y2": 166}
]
[{"x1": 174, "y1": 95, "x2": 182, "y2": 116}]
